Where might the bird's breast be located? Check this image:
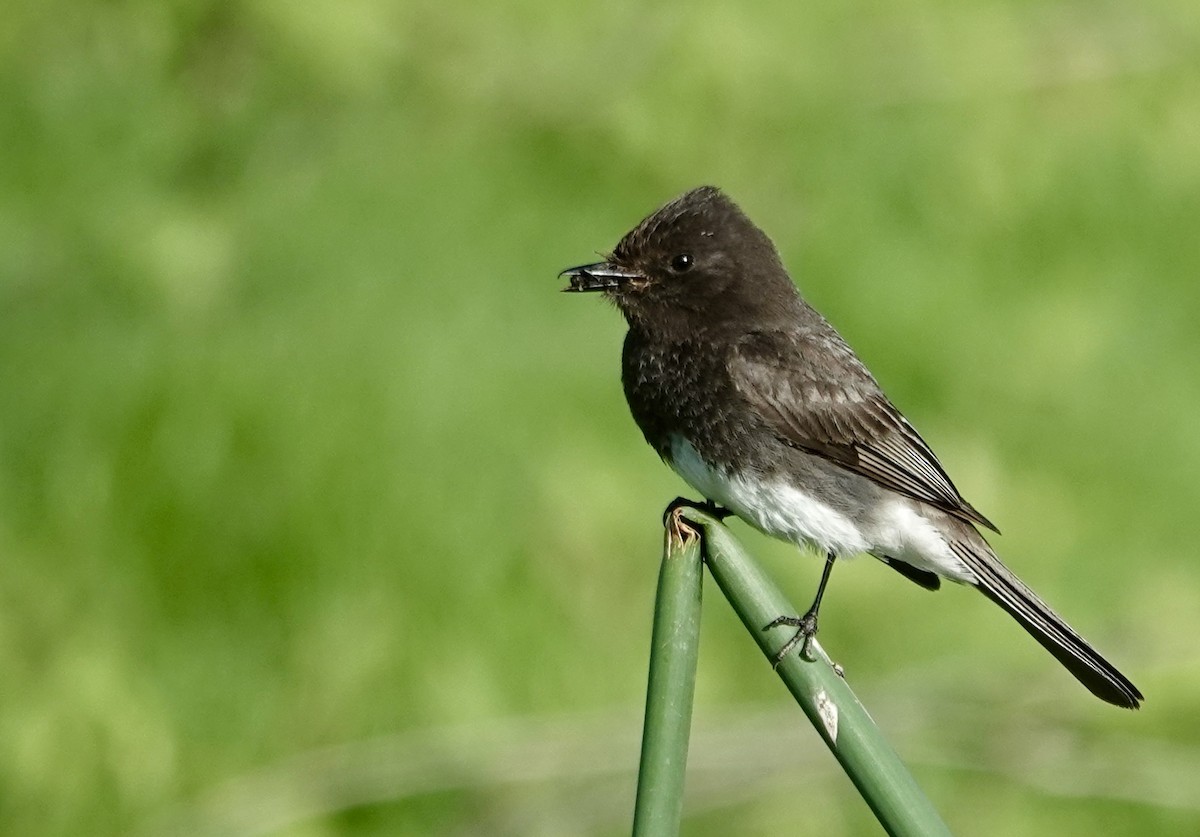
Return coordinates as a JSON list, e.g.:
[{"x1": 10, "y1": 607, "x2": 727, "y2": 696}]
[{"x1": 621, "y1": 333, "x2": 735, "y2": 458}]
